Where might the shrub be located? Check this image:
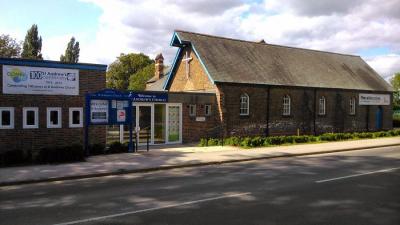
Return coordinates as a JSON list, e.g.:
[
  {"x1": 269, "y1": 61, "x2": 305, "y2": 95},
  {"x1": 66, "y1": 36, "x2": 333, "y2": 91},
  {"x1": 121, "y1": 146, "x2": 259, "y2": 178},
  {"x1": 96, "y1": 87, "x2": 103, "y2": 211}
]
[
  {"x1": 224, "y1": 137, "x2": 241, "y2": 146},
  {"x1": 251, "y1": 136, "x2": 264, "y2": 147},
  {"x1": 106, "y1": 141, "x2": 128, "y2": 154},
  {"x1": 0, "y1": 149, "x2": 31, "y2": 167},
  {"x1": 36, "y1": 144, "x2": 85, "y2": 164},
  {"x1": 199, "y1": 138, "x2": 208, "y2": 147},
  {"x1": 355, "y1": 132, "x2": 374, "y2": 139},
  {"x1": 207, "y1": 138, "x2": 221, "y2": 146},
  {"x1": 294, "y1": 135, "x2": 310, "y2": 143},
  {"x1": 269, "y1": 136, "x2": 285, "y2": 145},
  {"x1": 240, "y1": 137, "x2": 252, "y2": 148},
  {"x1": 89, "y1": 143, "x2": 105, "y2": 155}
]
